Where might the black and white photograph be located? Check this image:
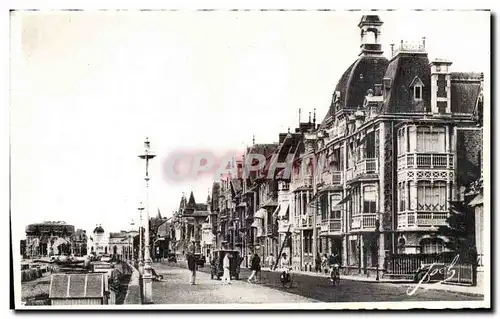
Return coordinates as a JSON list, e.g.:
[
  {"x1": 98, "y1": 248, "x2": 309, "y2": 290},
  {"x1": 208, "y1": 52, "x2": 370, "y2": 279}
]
[{"x1": 8, "y1": 7, "x2": 490, "y2": 310}]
